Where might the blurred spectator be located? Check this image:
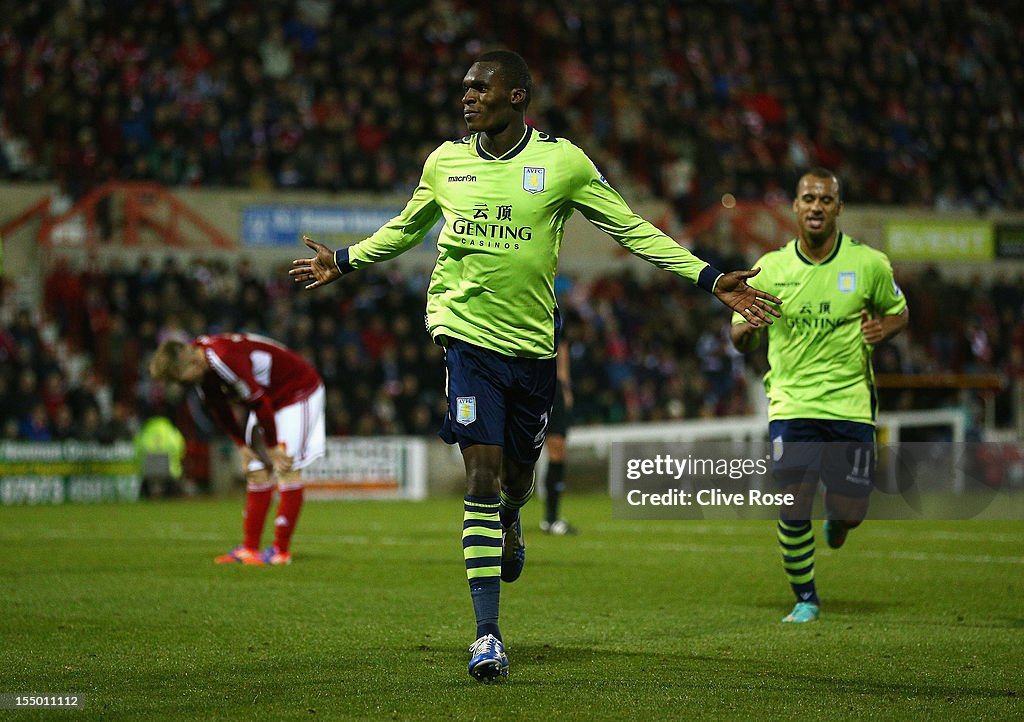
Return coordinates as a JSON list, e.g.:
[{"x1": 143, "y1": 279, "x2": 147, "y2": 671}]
[
  {"x1": 19, "y1": 402, "x2": 52, "y2": 441},
  {"x1": 134, "y1": 414, "x2": 187, "y2": 498},
  {"x1": 50, "y1": 403, "x2": 76, "y2": 441}
]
